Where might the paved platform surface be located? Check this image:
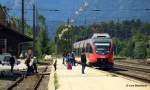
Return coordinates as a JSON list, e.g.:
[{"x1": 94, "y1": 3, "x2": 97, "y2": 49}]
[{"x1": 56, "y1": 58, "x2": 150, "y2": 90}]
